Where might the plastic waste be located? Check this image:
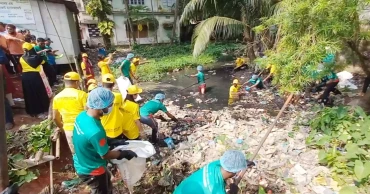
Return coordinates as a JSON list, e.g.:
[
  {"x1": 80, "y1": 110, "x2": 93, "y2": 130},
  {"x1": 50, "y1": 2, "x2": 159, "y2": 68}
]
[
  {"x1": 116, "y1": 76, "x2": 143, "y2": 100},
  {"x1": 111, "y1": 141, "x2": 156, "y2": 193},
  {"x1": 164, "y1": 137, "x2": 175, "y2": 149},
  {"x1": 245, "y1": 87, "x2": 251, "y2": 91},
  {"x1": 337, "y1": 71, "x2": 358, "y2": 90}
]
